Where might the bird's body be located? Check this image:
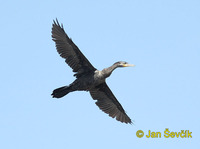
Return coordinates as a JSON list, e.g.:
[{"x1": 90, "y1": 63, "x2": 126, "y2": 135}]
[
  {"x1": 52, "y1": 64, "x2": 118, "y2": 97},
  {"x1": 68, "y1": 70, "x2": 105, "y2": 91},
  {"x1": 51, "y1": 19, "x2": 134, "y2": 124}
]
